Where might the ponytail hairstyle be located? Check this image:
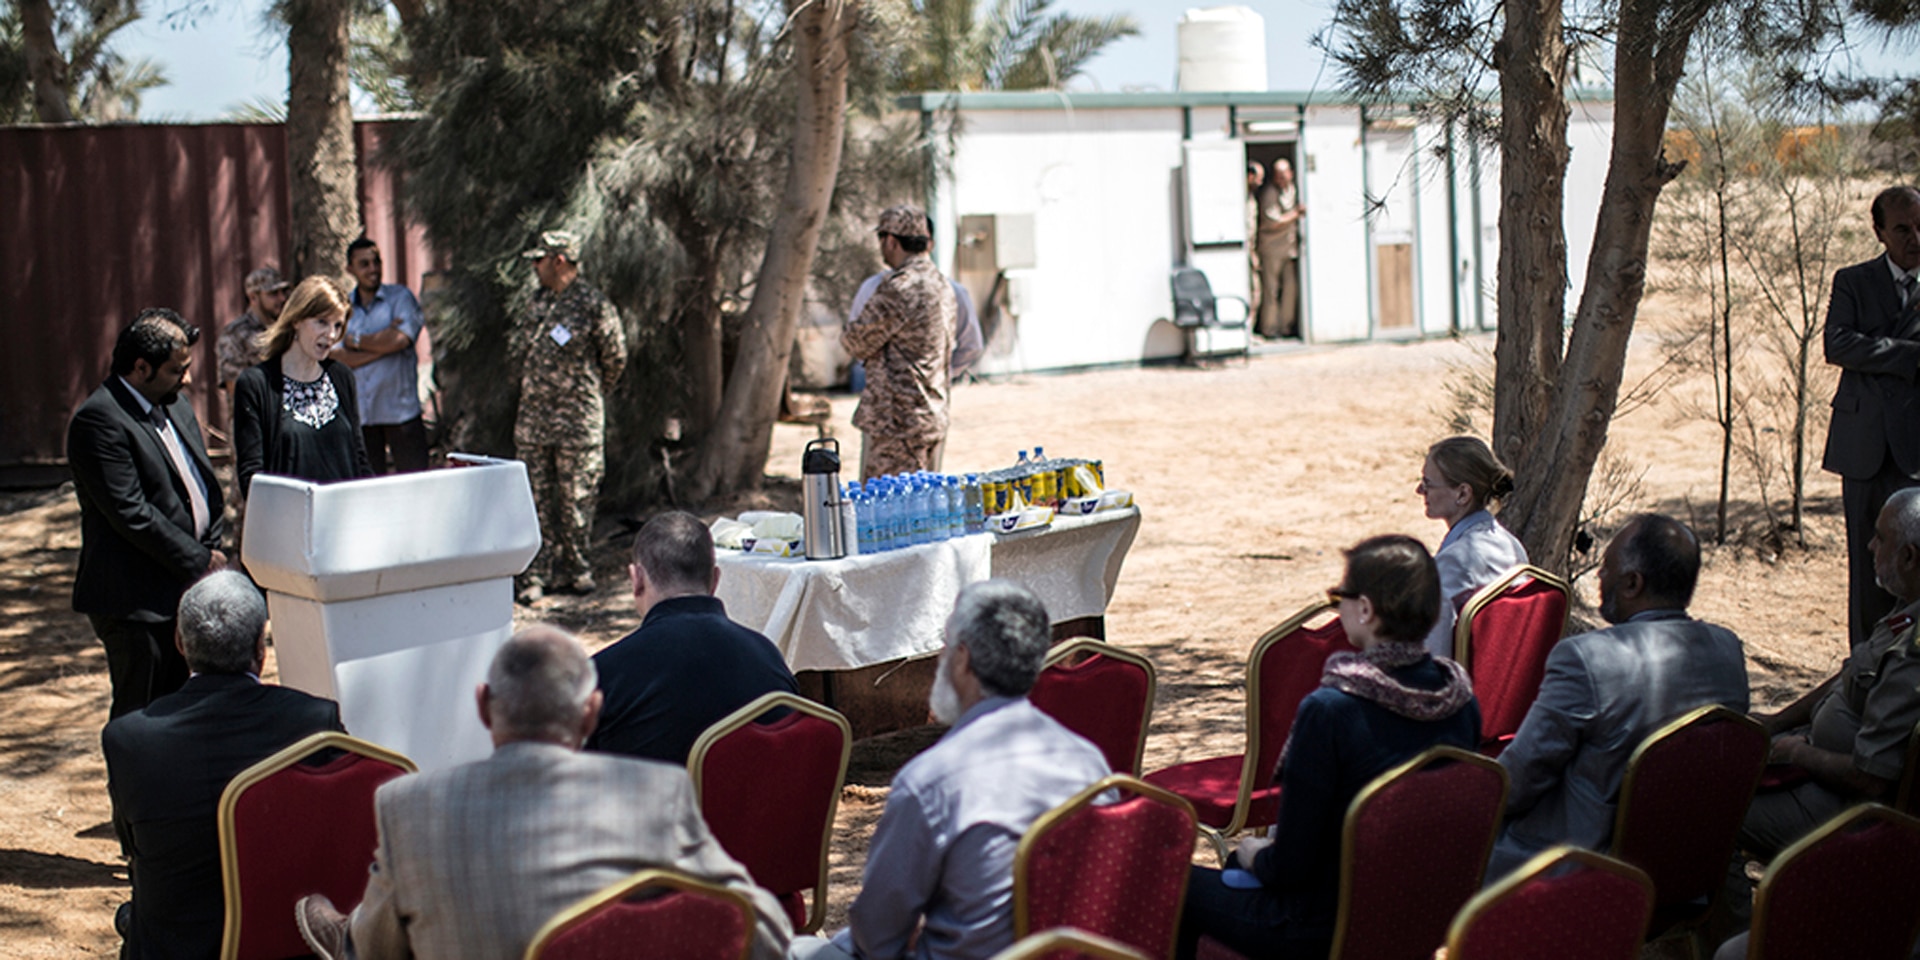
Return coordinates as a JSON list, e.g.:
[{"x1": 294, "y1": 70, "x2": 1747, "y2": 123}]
[{"x1": 1426, "y1": 436, "x2": 1515, "y2": 513}]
